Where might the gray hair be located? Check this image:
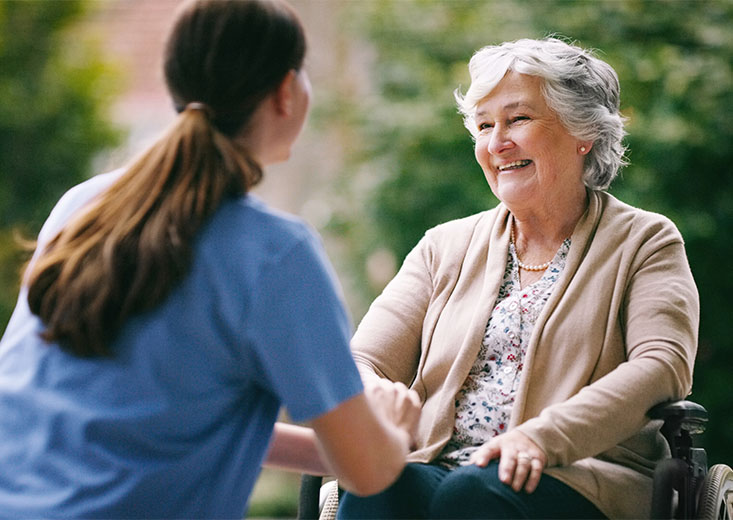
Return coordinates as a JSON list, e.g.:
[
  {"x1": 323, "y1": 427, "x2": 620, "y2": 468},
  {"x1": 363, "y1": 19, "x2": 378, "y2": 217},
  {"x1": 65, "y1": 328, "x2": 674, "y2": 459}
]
[{"x1": 455, "y1": 37, "x2": 628, "y2": 190}]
